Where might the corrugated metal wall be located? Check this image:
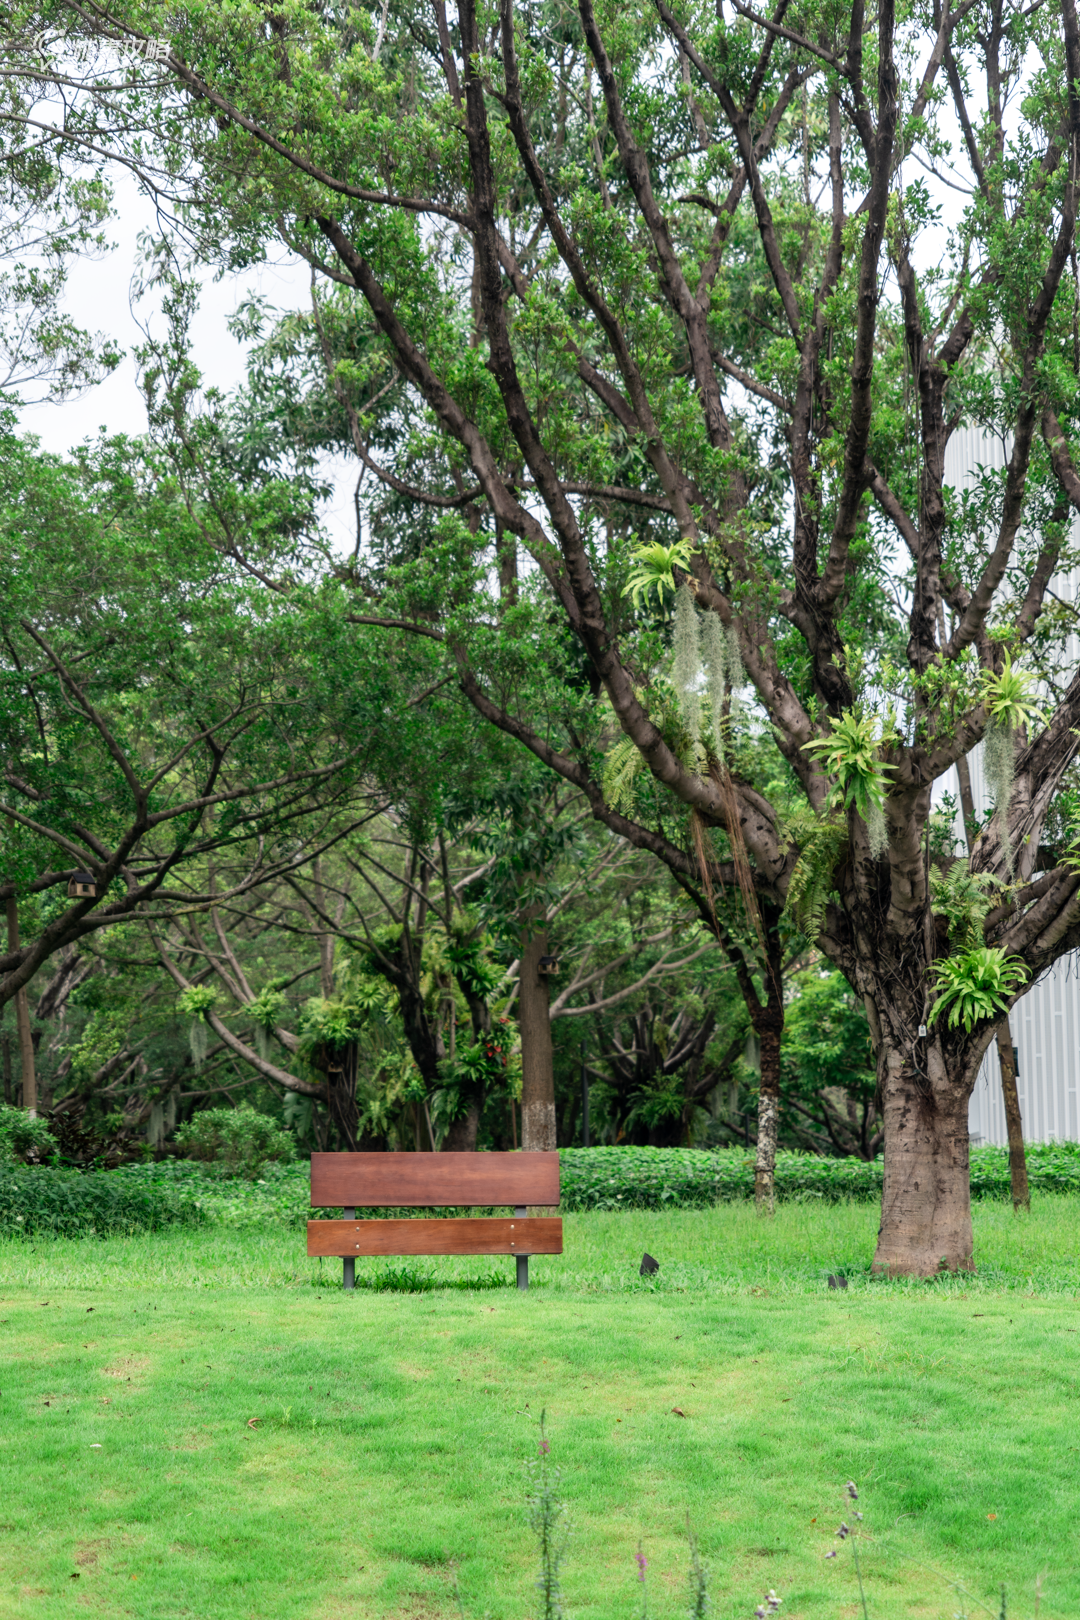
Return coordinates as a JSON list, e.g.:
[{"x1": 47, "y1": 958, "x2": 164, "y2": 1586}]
[{"x1": 941, "y1": 428, "x2": 1080, "y2": 1143}]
